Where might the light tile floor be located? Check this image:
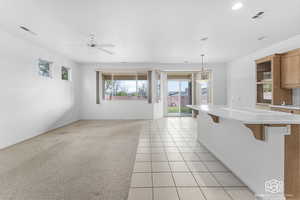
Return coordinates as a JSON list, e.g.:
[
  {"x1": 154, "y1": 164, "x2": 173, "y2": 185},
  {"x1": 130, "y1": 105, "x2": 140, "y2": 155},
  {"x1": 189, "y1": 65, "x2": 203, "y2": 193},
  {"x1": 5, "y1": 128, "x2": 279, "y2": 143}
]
[{"x1": 128, "y1": 118, "x2": 255, "y2": 200}]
